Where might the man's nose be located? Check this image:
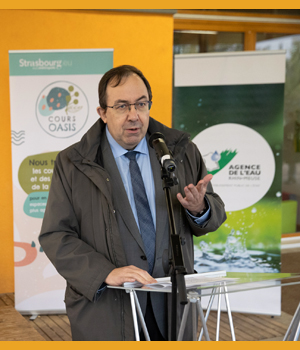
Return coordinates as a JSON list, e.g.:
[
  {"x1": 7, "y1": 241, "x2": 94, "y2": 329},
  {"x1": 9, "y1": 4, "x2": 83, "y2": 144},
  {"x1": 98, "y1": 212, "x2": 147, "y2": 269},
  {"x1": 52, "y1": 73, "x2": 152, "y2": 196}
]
[{"x1": 127, "y1": 104, "x2": 138, "y2": 119}]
